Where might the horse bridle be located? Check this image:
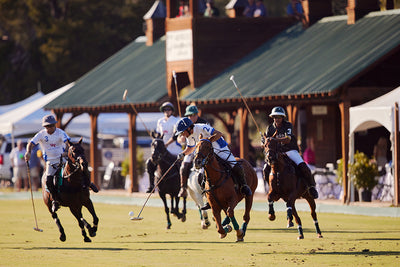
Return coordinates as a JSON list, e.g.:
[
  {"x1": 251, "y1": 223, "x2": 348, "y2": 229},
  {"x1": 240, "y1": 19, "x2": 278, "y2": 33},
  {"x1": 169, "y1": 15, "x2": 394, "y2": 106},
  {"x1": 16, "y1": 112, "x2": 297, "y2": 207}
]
[
  {"x1": 63, "y1": 145, "x2": 86, "y2": 178},
  {"x1": 194, "y1": 139, "x2": 214, "y2": 168},
  {"x1": 151, "y1": 138, "x2": 169, "y2": 164}
]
